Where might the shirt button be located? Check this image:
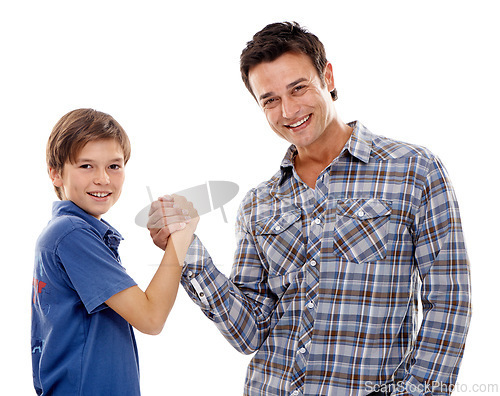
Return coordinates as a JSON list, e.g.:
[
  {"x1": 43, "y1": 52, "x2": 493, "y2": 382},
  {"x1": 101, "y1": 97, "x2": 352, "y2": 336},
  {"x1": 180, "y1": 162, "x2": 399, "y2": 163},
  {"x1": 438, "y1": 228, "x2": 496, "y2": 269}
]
[
  {"x1": 309, "y1": 260, "x2": 317, "y2": 267},
  {"x1": 299, "y1": 347, "x2": 306, "y2": 354},
  {"x1": 307, "y1": 301, "x2": 315, "y2": 309},
  {"x1": 187, "y1": 270, "x2": 194, "y2": 278},
  {"x1": 314, "y1": 218, "x2": 321, "y2": 225},
  {"x1": 292, "y1": 391, "x2": 299, "y2": 396},
  {"x1": 199, "y1": 292, "x2": 205, "y2": 298},
  {"x1": 357, "y1": 209, "x2": 365, "y2": 218},
  {"x1": 275, "y1": 225, "x2": 282, "y2": 231}
]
